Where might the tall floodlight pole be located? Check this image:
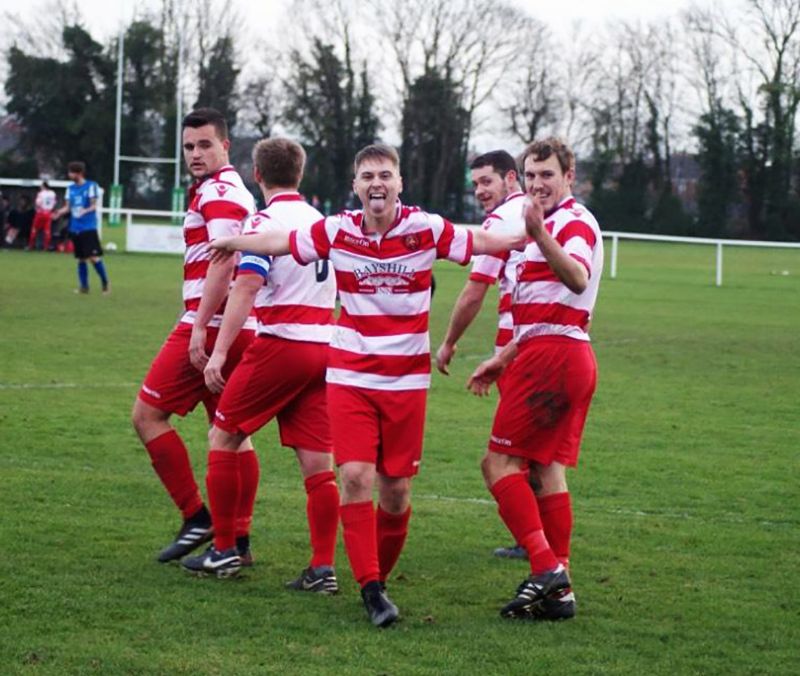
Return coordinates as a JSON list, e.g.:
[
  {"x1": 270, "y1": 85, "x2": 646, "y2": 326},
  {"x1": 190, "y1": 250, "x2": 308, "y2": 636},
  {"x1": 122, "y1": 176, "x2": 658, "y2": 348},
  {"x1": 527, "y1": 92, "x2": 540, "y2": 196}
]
[
  {"x1": 113, "y1": 30, "x2": 124, "y2": 185},
  {"x1": 174, "y1": 31, "x2": 184, "y2": 188}
]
